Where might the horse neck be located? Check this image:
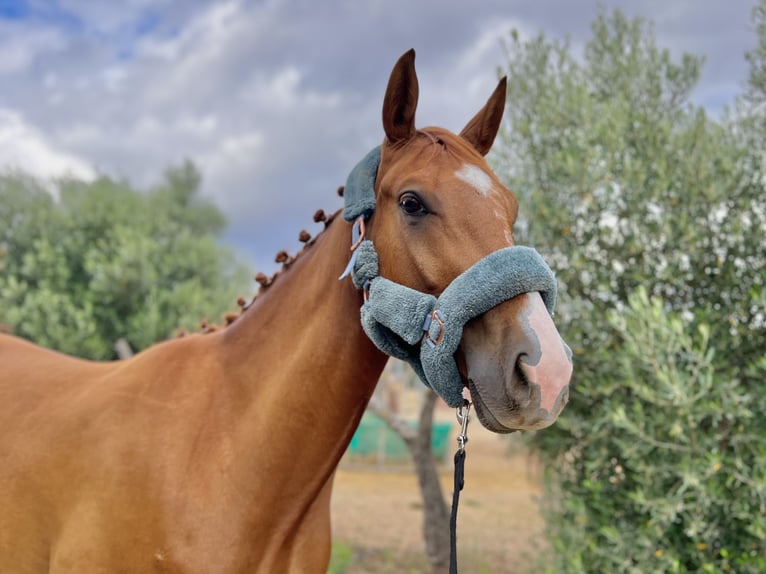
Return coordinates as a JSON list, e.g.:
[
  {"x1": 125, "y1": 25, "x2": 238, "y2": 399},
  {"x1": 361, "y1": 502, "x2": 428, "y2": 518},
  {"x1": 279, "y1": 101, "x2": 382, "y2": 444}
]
[{"x1": 218, "y1": 213, "x2": 388, "y2": 484}]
